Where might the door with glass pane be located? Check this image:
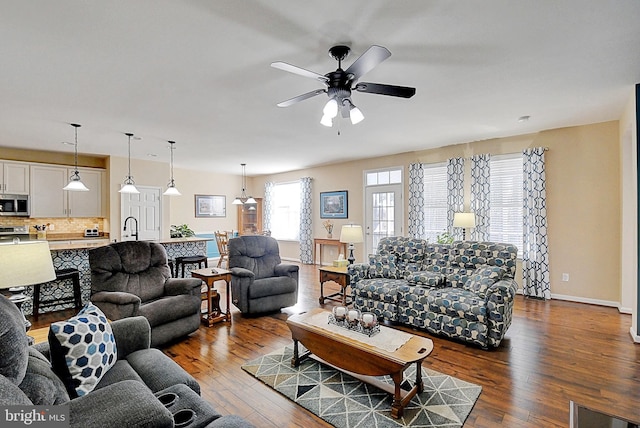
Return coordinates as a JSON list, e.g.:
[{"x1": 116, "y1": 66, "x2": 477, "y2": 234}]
[{"x1": 364, "y1": 184, "x2": 403, "y2": 255}]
